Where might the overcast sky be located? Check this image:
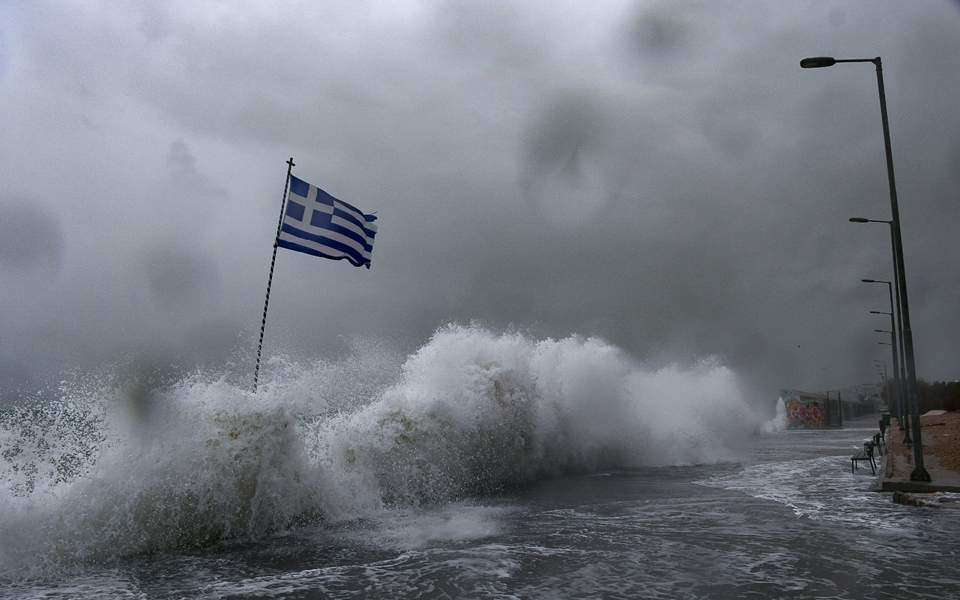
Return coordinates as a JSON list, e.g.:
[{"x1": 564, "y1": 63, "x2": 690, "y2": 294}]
[{"x1": 1, "y1": 1, "x2": 958, "y2": 403}]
